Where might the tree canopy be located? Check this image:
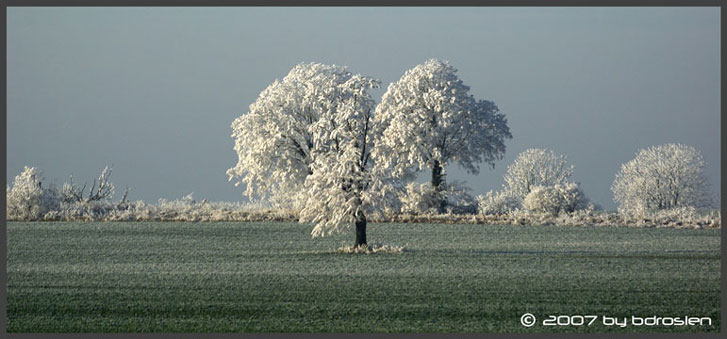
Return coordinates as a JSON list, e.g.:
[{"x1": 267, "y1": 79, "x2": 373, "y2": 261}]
[
  {"x1": 227, "y1": 63, "x2": 387, "y2": 246},
  {"x1": 374, "y1": 59, "x2": 511, "y2": 211},
  {"x1": 612, "y1": 143, "x2": 713, "y2": 213}
]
